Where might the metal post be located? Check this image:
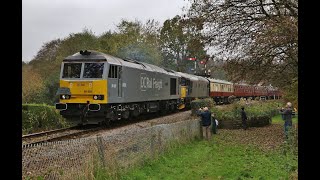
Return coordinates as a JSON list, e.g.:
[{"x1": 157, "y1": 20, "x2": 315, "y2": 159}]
[{"x1": 204, "y1": 64, "x2": 207, "y2": 76}]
